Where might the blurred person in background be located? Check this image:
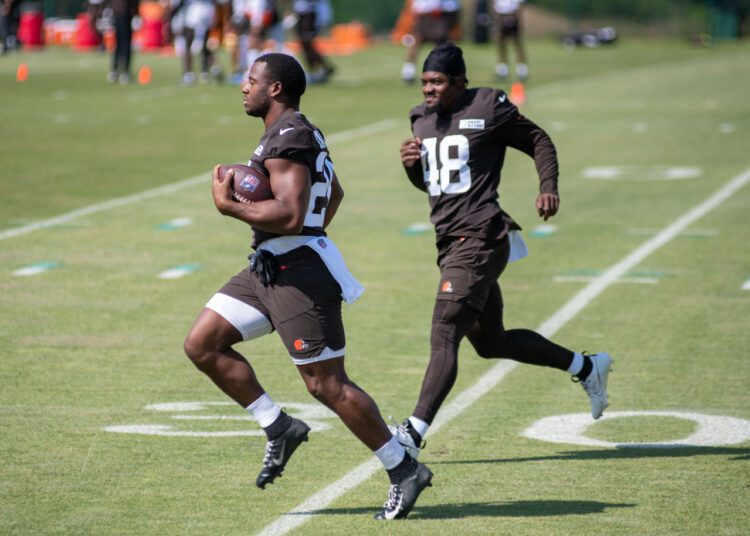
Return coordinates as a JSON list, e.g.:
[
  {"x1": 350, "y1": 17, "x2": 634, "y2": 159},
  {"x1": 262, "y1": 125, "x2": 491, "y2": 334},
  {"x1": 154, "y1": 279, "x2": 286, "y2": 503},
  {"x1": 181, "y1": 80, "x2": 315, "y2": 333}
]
[
  {"x1": 492, "y1": 0, "x2": 527, "y2": 80},
  {"x1": 108, "y1": 0, "x2": 140, "y2": 83},
  {"x1": 86, "y1": 0, "x2": 107, "y2": 51},
  {"x1": 0, "y1": 0, "x2": 23, "y2": 54},
  {"x1": 401, "y1": 0, "x2": 461, "y2": 84},
  {"x1": 228, "y1": 0, "x2": 284, "y2": 84},
  {"x1": 289, "y1": 0, "x2": 334, "y2": 83},
  {"x1": 167, "y1": 0, "x2": 224, "y2": 85}
]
